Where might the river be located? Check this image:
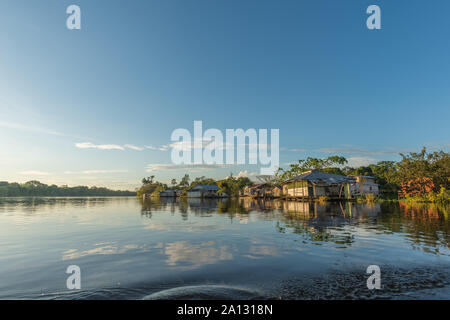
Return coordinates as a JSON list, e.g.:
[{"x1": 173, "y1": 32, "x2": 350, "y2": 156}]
[{"x1": 0, "y1": 197, "x2": 448, "y2": 299}]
